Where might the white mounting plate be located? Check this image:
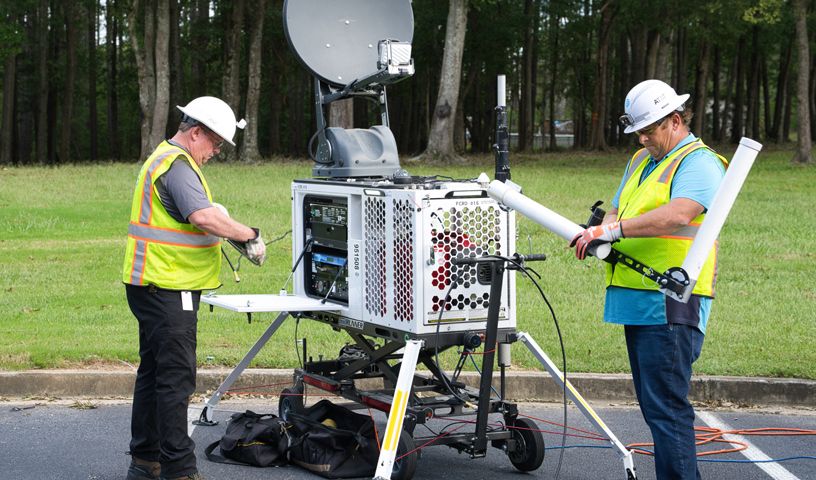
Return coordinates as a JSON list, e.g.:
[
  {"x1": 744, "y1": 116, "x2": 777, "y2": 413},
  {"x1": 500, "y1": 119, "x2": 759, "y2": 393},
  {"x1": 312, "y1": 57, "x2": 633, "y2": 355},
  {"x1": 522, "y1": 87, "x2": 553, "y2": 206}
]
[{"x1": 201, "y1": 294, "x2": 346, "y2": 313}]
